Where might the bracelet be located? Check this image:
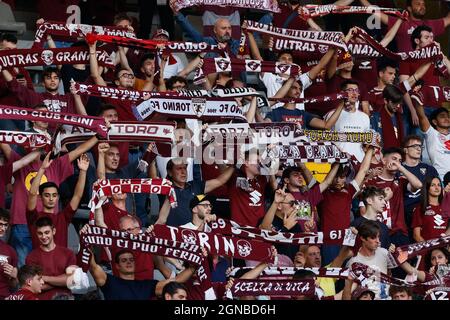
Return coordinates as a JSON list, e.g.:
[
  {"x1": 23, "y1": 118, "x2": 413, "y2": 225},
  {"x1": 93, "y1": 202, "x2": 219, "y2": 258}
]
[{"x1": 413, "y1": 74, "x2": 418, "y2": 82}]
